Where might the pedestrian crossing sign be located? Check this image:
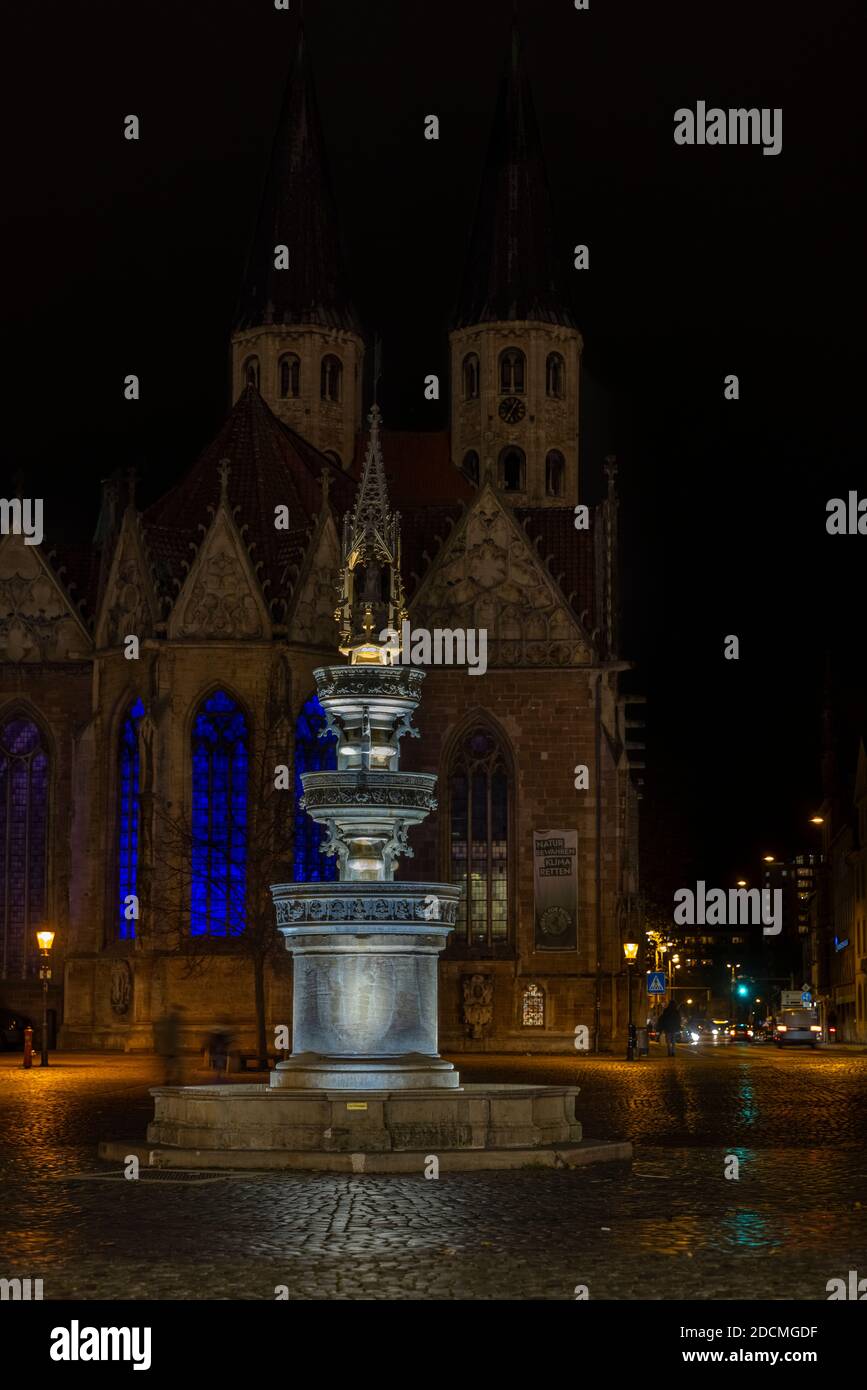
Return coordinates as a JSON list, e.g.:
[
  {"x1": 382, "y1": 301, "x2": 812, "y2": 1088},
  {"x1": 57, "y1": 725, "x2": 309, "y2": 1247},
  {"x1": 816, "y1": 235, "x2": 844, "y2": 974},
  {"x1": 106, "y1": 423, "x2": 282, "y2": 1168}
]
[{"x1": 647, "y1": 971, "x2": 667, "y2": 994}]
